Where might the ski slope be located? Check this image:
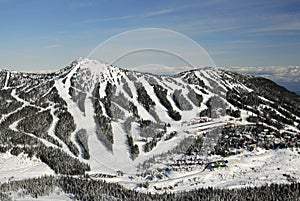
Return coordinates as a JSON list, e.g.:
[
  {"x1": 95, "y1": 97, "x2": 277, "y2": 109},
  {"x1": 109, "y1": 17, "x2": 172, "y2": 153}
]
[{"x1": 0, "y1": 153, "x2": 54, "y2": 183}]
